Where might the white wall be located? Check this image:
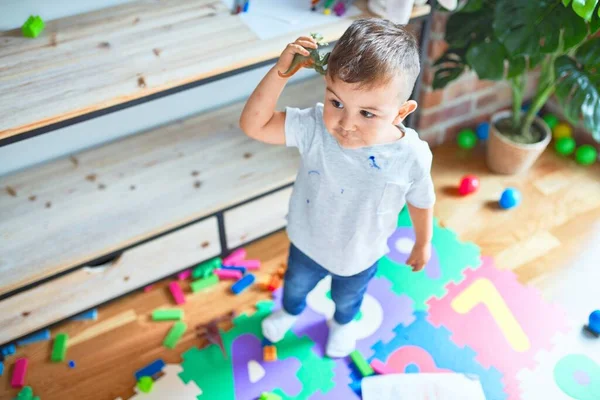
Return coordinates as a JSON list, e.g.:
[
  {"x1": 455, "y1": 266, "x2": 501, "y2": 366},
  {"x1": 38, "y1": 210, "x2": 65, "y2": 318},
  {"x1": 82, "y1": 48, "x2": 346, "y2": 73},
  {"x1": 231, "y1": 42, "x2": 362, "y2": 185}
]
[{"x1": 0, "y1": 1, "x2": 320, "y2": 176}]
